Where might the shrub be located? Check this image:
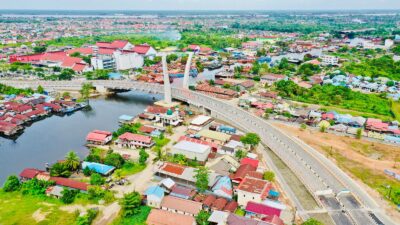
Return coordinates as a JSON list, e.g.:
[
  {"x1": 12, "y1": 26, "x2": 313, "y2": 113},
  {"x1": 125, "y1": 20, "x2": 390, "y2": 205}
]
[
  {"x1": 61, "y1": 188, "x2": 79, "y2": 204},
  {"x1": 3, "y1": 175, "x2": 20, "y2": 192},
  {"x1": 90, "y1": 173, "x2": 105, "y2": 185},
  {"x1": 104, "y1": 152, "x2": 125, "y2": 169}
]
